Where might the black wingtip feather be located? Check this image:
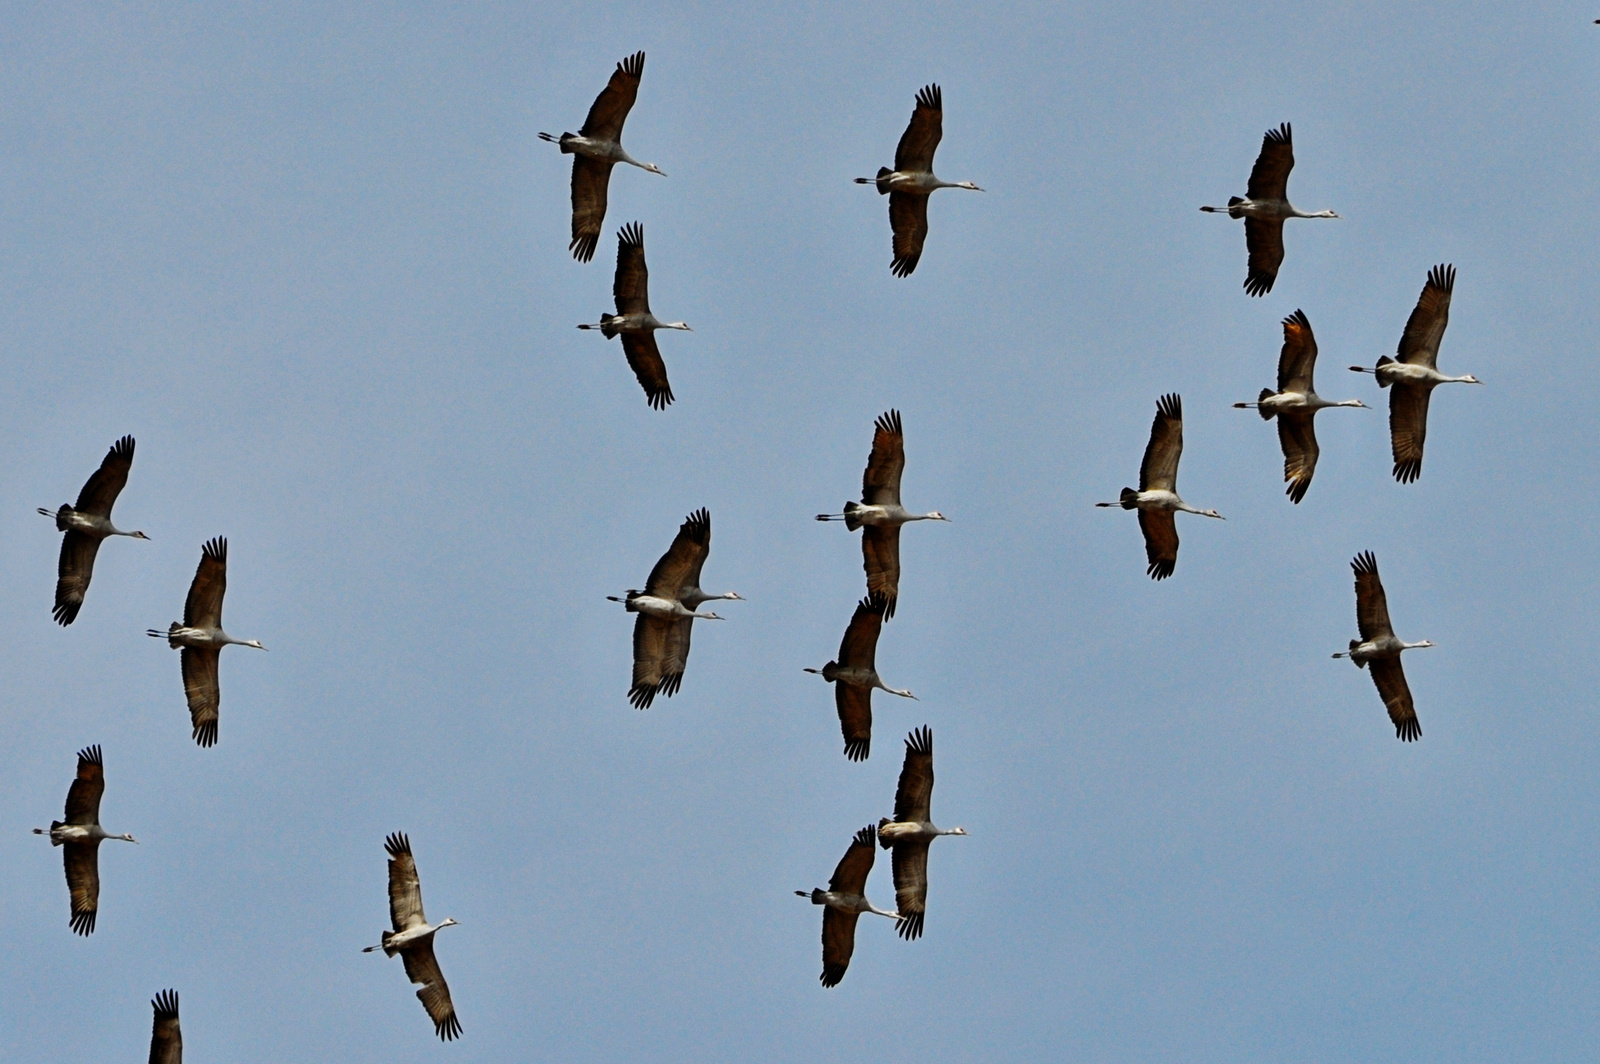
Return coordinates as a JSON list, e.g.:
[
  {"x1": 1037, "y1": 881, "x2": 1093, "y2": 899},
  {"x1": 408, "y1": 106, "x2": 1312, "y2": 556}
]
[
  {"x1": 897, "y1": 911, "x2": 925, "y2": 941},
  {"x1": 1287, "y1": 477, "x2": 1310, "y2": 504},
  {"x1": 915, "y1": 84, "x2": 941, "y2": 111},
  {"x1": 384, "y1": 832, "x2": 411, "y2": 858},
  {"x1": 202, "y1": 536, "x2": 226, "y2": 563},
  {"x1": 645, "y1": 386, "x2": 675, "y2": 411},
  {"x1": 1156, "y1": 393, "x2": 1182, "y2": 422},
  {"x1": 77, "y1": 745, "x2": 102, "y2": 767},
  {"x1": 1396, "y1": 719, "x2": 1421, "y2": 742},
  {"x1": 874, "y1": 409, "x2": 903, "y2": 437},
  {"x1": 890, "y1": 253, "x2": 919, "y2": 278},
  {"x1": 1352, "y1": 551, "x2": 1377, "y2": 576},
  {"x1": 1264, "y1": 122, "x2": 1291, "y2": 145},
  {"x1": 437, "y1": 1013, "x2": 463, "y2": 1041},
  {"x1": 70, "y1": 910, "x2": 96, "y2": 935},
  {"x1": 618, "y1": 51, "x2": 644, "y2": 79},
  {"x1": 1244, "y1": 270, "x2": 1275, "y2": 297},
  {"x1": 570, "y1": 234, "x2": 599, "y2": 263},
  {"x1": 905, "y1": 724, "x2": 932, "y2": 756},
  {"x1": 618, "y1": 221, "x2": 644, "y2": 248},
  {"x1": 151, "y1": 989, "x2": 179, "y2": 1019},
  {"x1": 844, "y1": 738, "x2": 870, "y2": 762},
  {"x1": 629, "y1": 682, "x2": 659, "y2": 710},
  {"x1": 1147, "y1": 559, "x2": 1175, "y2": 580},
  {"x1": 110, "y1": 435, "x2": 136, "y2": 460},
  {"x1": 1428, "y1": 263, "x2": 1455, "y2": 293},
  {"x1": 192, "y1": 720, "x2": 218, "y2": 748},
  {"x1": 53, "y1": 601, "x2": 79, "y2": 625},
  {"x1": 1393, "y1": 459, "x2": 1422, "y2": 484},
  {"x1": 820, "y1": 963, "x2": 847, "y2": 988}
]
